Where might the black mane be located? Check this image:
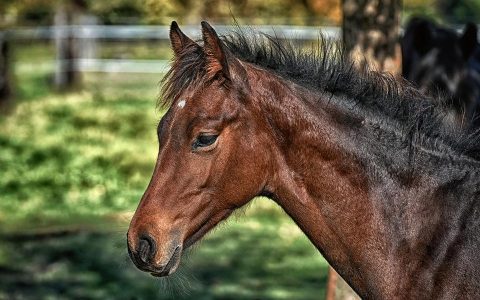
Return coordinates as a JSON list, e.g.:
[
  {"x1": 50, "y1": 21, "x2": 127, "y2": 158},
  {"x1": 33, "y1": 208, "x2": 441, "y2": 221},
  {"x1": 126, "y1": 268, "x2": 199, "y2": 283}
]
[{"x1": 160, "y1": 28, "x2": 480, "y2": 161}]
